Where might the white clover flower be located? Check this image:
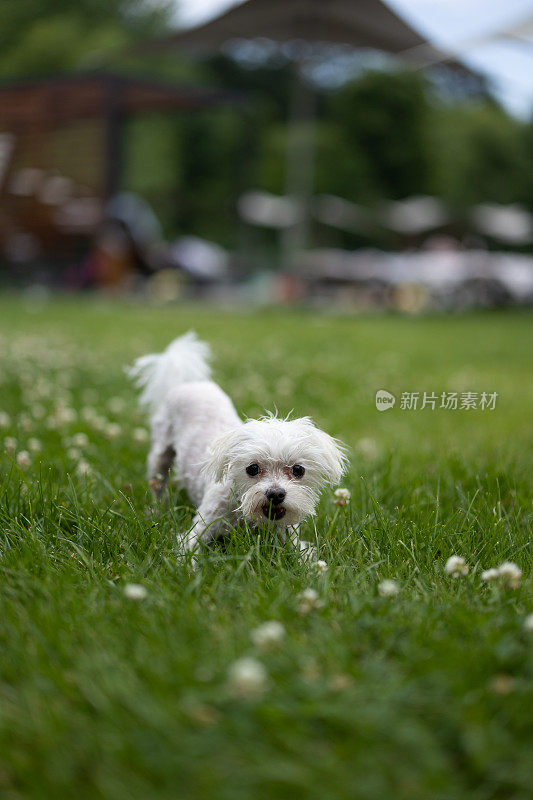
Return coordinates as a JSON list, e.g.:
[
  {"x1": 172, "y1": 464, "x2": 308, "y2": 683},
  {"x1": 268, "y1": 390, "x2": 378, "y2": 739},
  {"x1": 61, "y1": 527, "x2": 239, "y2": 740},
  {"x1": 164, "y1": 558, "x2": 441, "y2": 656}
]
[
  {"x1": 481, "y1": 562, "x2": 522, "y2": 589},
  {"x1": 250, "y1": 621, "x2": 286, "y2": 651},
  {"x1": 76, "y1": 459, "x2": 92, "y2": 477},
  {"x1": 31, "y1": 403, "x2": 46, "y2": 420},
  {"x1": 108, "y1": 397, "x2": 125, "y2": 414},
  {"x1": 313, "y1": 560, "x2": 329, "y2": 573},
  {"x1": 133, "y1": 427, "x2": 149, "y2": 444},
  {"x1": 300, "y1": 657, "x2": 321, "y2": 683},
  {"x1": 28, "y1": 438, "x2": 42, "y2": 454},
  {"x1": 490, "y1": 674, "x2": 515, "y2": 695},
  {"x1": 66, "y1": 447, "x2": 82, "y2": 460},
  {"x1": 328, "y1": 673, "x2": 353, "y2": 692},
  {"x1": 297, "y1": 587, "x2": 325, "y2": 614},
  {"x1": 123, "y1": 583, "x2": 148, "y2": 601},
  {"x1": 4, "y1": 437, "x2": 17, "y2": 454},
  {"x1": 334, "y1": 488, "x2": 351, "y2": 507},
  {"x1": 72, "y1": 432, "x2": 89, "y2": 448},
  {"x1": 35, "y1": 379, "x2": 52, "y2": 399},
  {"x1": 55, "y1": 406, "x2": 77, "y2": 426},
  {"x1": 18, "y1": 414, "x2": 33, "y2": 432},
  {"x1": 523, "y1": 614, "x2": 533, "y2": 633},
  {"x1": 227, "y1": 657, "x2": 267, "y2": 698},
  {"x1": 105, "y1": 422, "x2": 122, "y2": 440},
  {"x1": 357, "y1": 437, "x2": 378, "y2": 461},
  {"x1": 0, "y1": 411, "x2": 11, "y2": 428},
  {"x1": 81, "y1": 407, "x2": 97, "y2": 422},
  {"x1": 299, "y1": 588, "x2": 319, "y2": 602},
  {"x1": 445, "y1": 555, "x2": 469, "y2": 578},
  {"x1": 16, "y1": 450, "x2": 31, "y2": 468},
  {"x1": 378, "y1": 579, "x2": 400, "y2": 598},
  {"x1": 497, "y1": 561, "x2": 522, "y2": 589},
  {"x1": 90, "y1": 416, "x2": 107, "y2": 432}
]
